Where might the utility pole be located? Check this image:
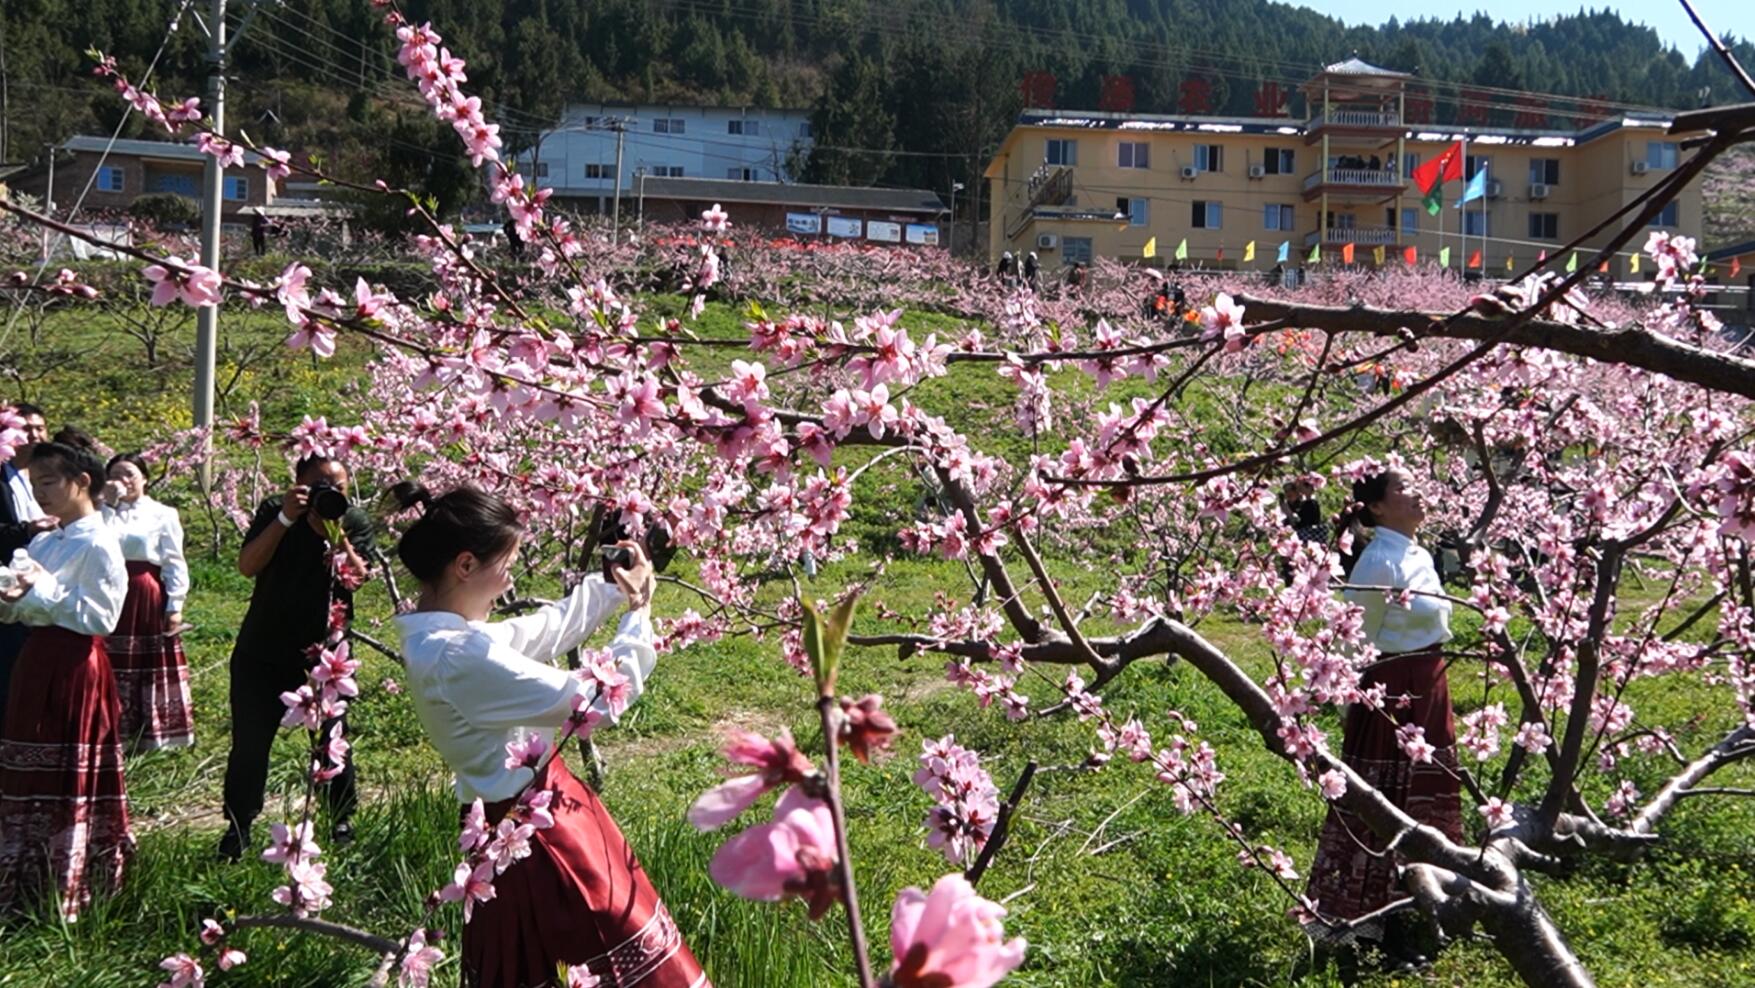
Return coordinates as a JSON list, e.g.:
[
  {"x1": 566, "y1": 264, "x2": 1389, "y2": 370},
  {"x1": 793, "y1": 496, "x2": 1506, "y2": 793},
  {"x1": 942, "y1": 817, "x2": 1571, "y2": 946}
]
[
  {"x1": 947, "y1": 180, "x2": 964, "y2": 258},
  {"x1": 193, "y1": 0, "x2": 226, "y2": 489},
  {"x1": 610, "y1": 119, "x2": 626, "y2": 243},
  {"x1": 636, "y1": 167, "x2": 647, "y2": 231},
  {"x1": 40, "y1": 143, "x2": 54, "y2": 260}
]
